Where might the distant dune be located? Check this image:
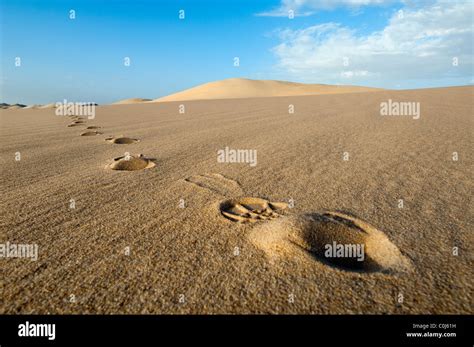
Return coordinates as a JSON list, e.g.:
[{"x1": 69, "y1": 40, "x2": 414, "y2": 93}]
[
  {"x1": 153, "y1": 78, "x2": 383, "y2": 102},
  {"x1": 39, "y1": 103, "x2": 57, "y2": 109},
  {"x1": 113, "y1": 98, "x2": 152, "y2": 105},
  {"x1": 10, "y1": 79, "x2": 381, "y2": 107},
  {"x1": 0, "y1": 103, "x2": 27, "y2": 109},
  {"x1": 24, "y1": 104, "x2": 42, "y2": 109}
]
